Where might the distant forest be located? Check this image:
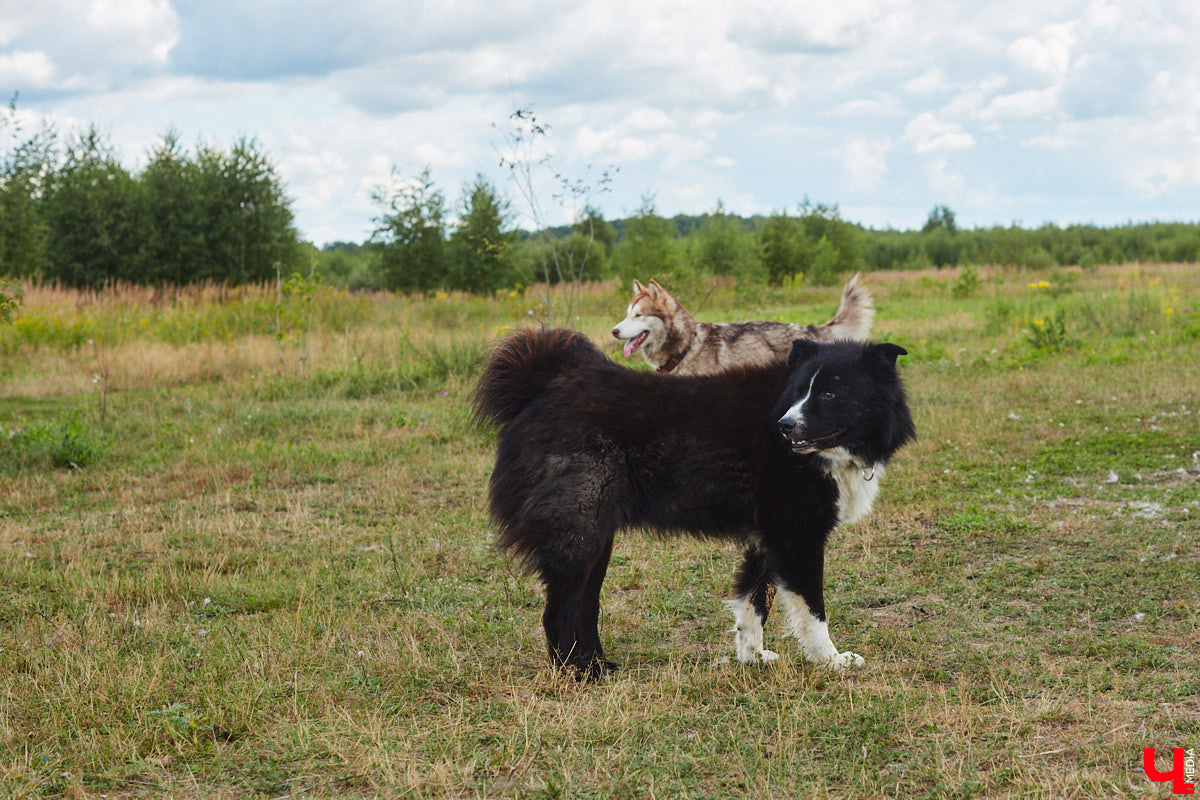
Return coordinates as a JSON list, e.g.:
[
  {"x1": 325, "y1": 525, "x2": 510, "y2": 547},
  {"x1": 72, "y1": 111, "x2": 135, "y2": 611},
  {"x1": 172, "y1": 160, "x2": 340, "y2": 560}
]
[
  {"x1": 3, "y1": 103, "x2": 1199, "y2": 293},
  {"x1": 324, "y1": 189, "x2": 1200, "y2": 293}
]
